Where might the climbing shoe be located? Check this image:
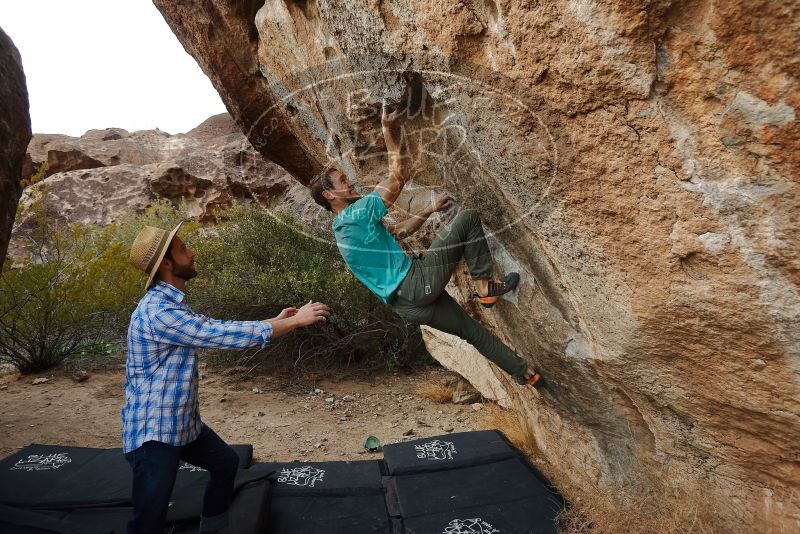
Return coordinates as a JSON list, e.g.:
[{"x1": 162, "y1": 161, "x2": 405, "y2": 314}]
[
  {"x1": 474, "y1": 272, "x2": 520, "y2": 308},
  {"x1": 516, "y1": 370, "x2": 543, "y2": 389}
]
